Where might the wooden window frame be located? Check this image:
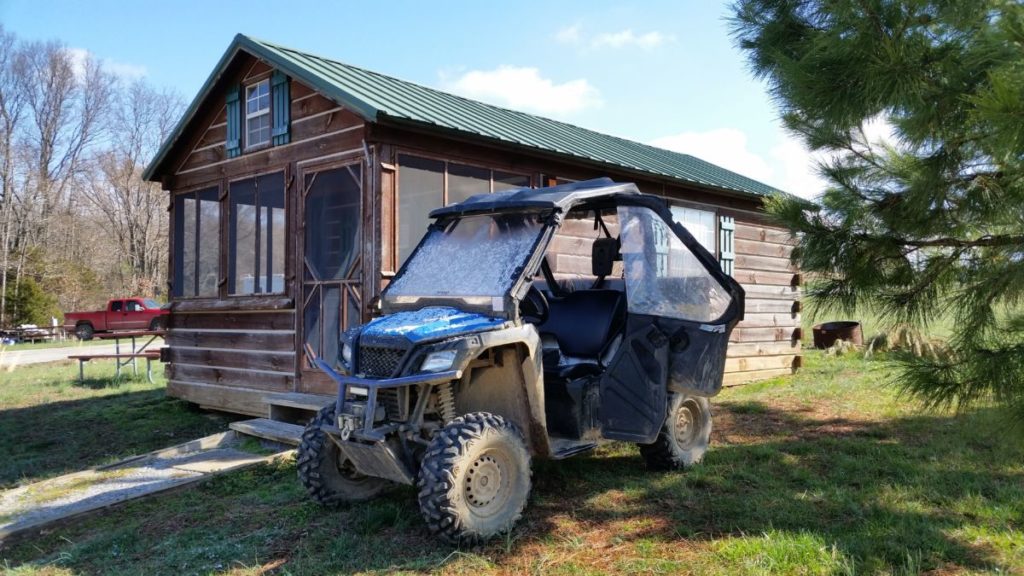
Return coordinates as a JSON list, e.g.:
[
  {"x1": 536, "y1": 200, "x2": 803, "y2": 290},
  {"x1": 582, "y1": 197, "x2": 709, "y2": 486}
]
[{"x1": 244, "y1": 78, "x2": 272, "y2": 152}]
